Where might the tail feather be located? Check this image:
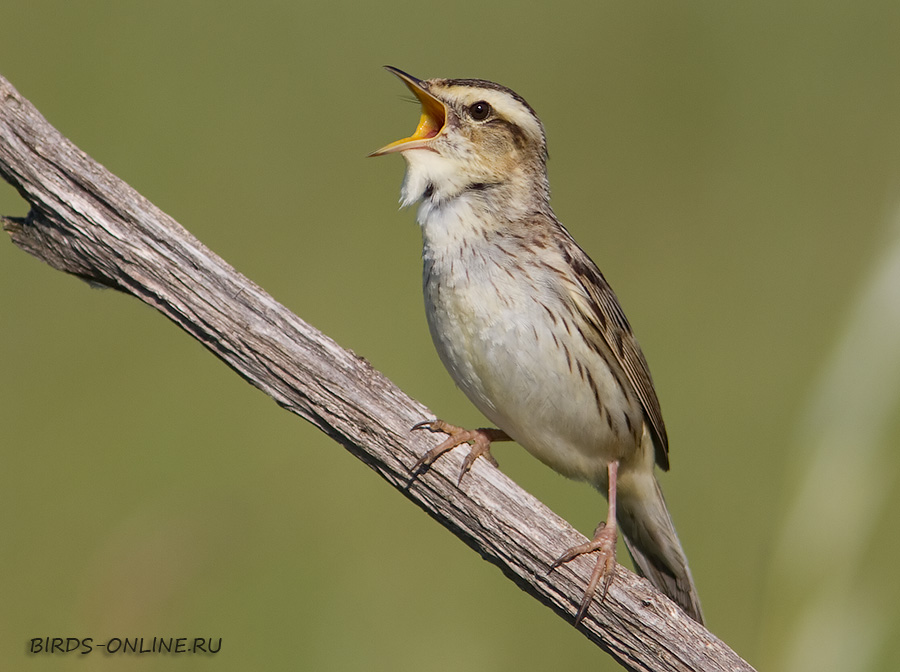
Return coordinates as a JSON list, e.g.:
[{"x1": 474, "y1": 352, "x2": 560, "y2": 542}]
[{"x1": 617, "y1": 471, "x2": 704, "y2": 624}]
